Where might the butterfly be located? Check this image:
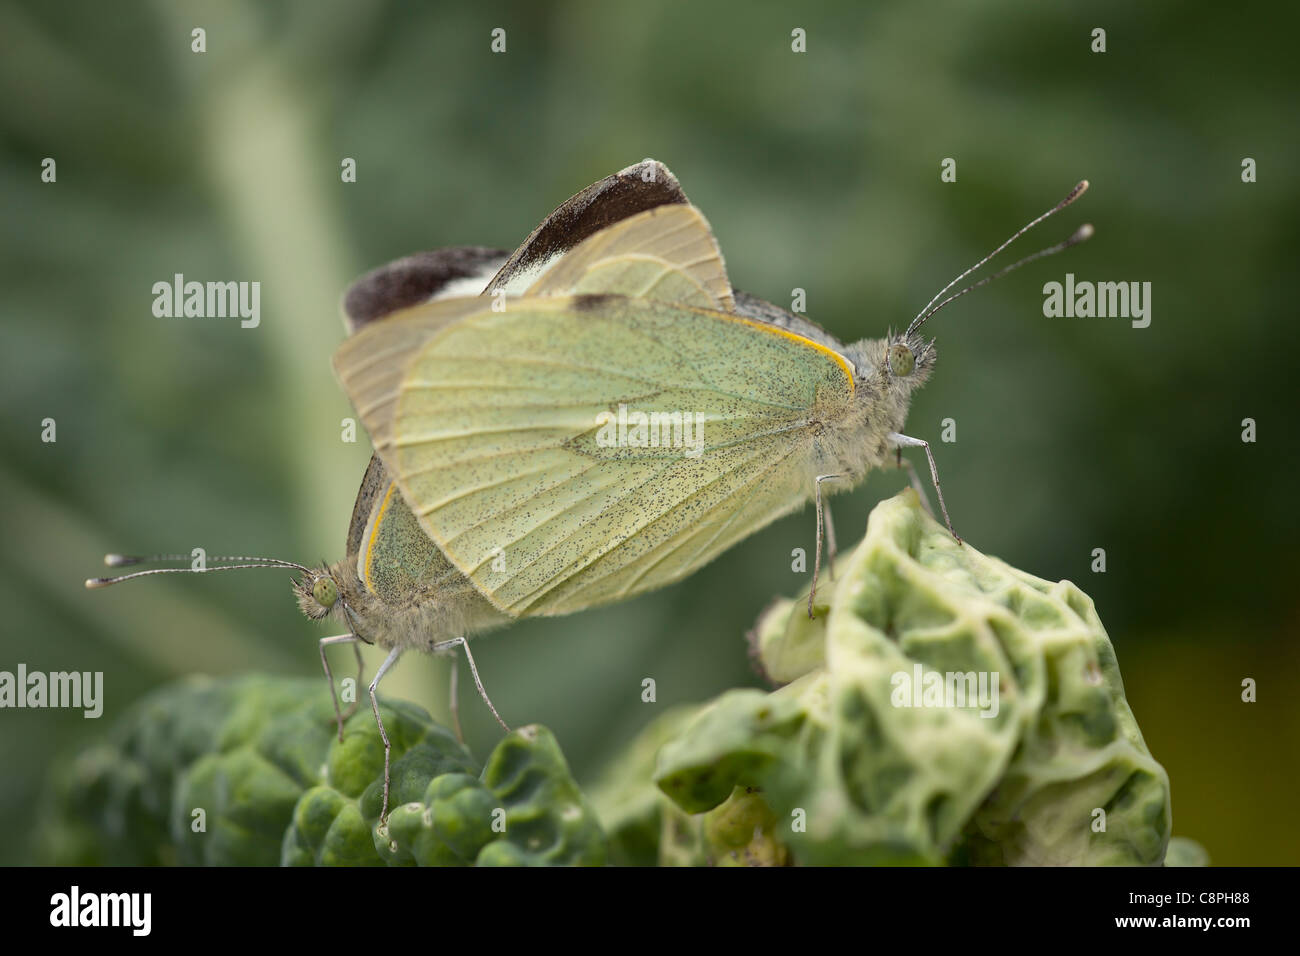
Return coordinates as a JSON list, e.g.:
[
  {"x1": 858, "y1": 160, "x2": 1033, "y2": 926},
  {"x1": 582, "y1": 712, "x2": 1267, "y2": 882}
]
[{"x1": 333, "y1": 159, "x2": 1090, "y2": 622}]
